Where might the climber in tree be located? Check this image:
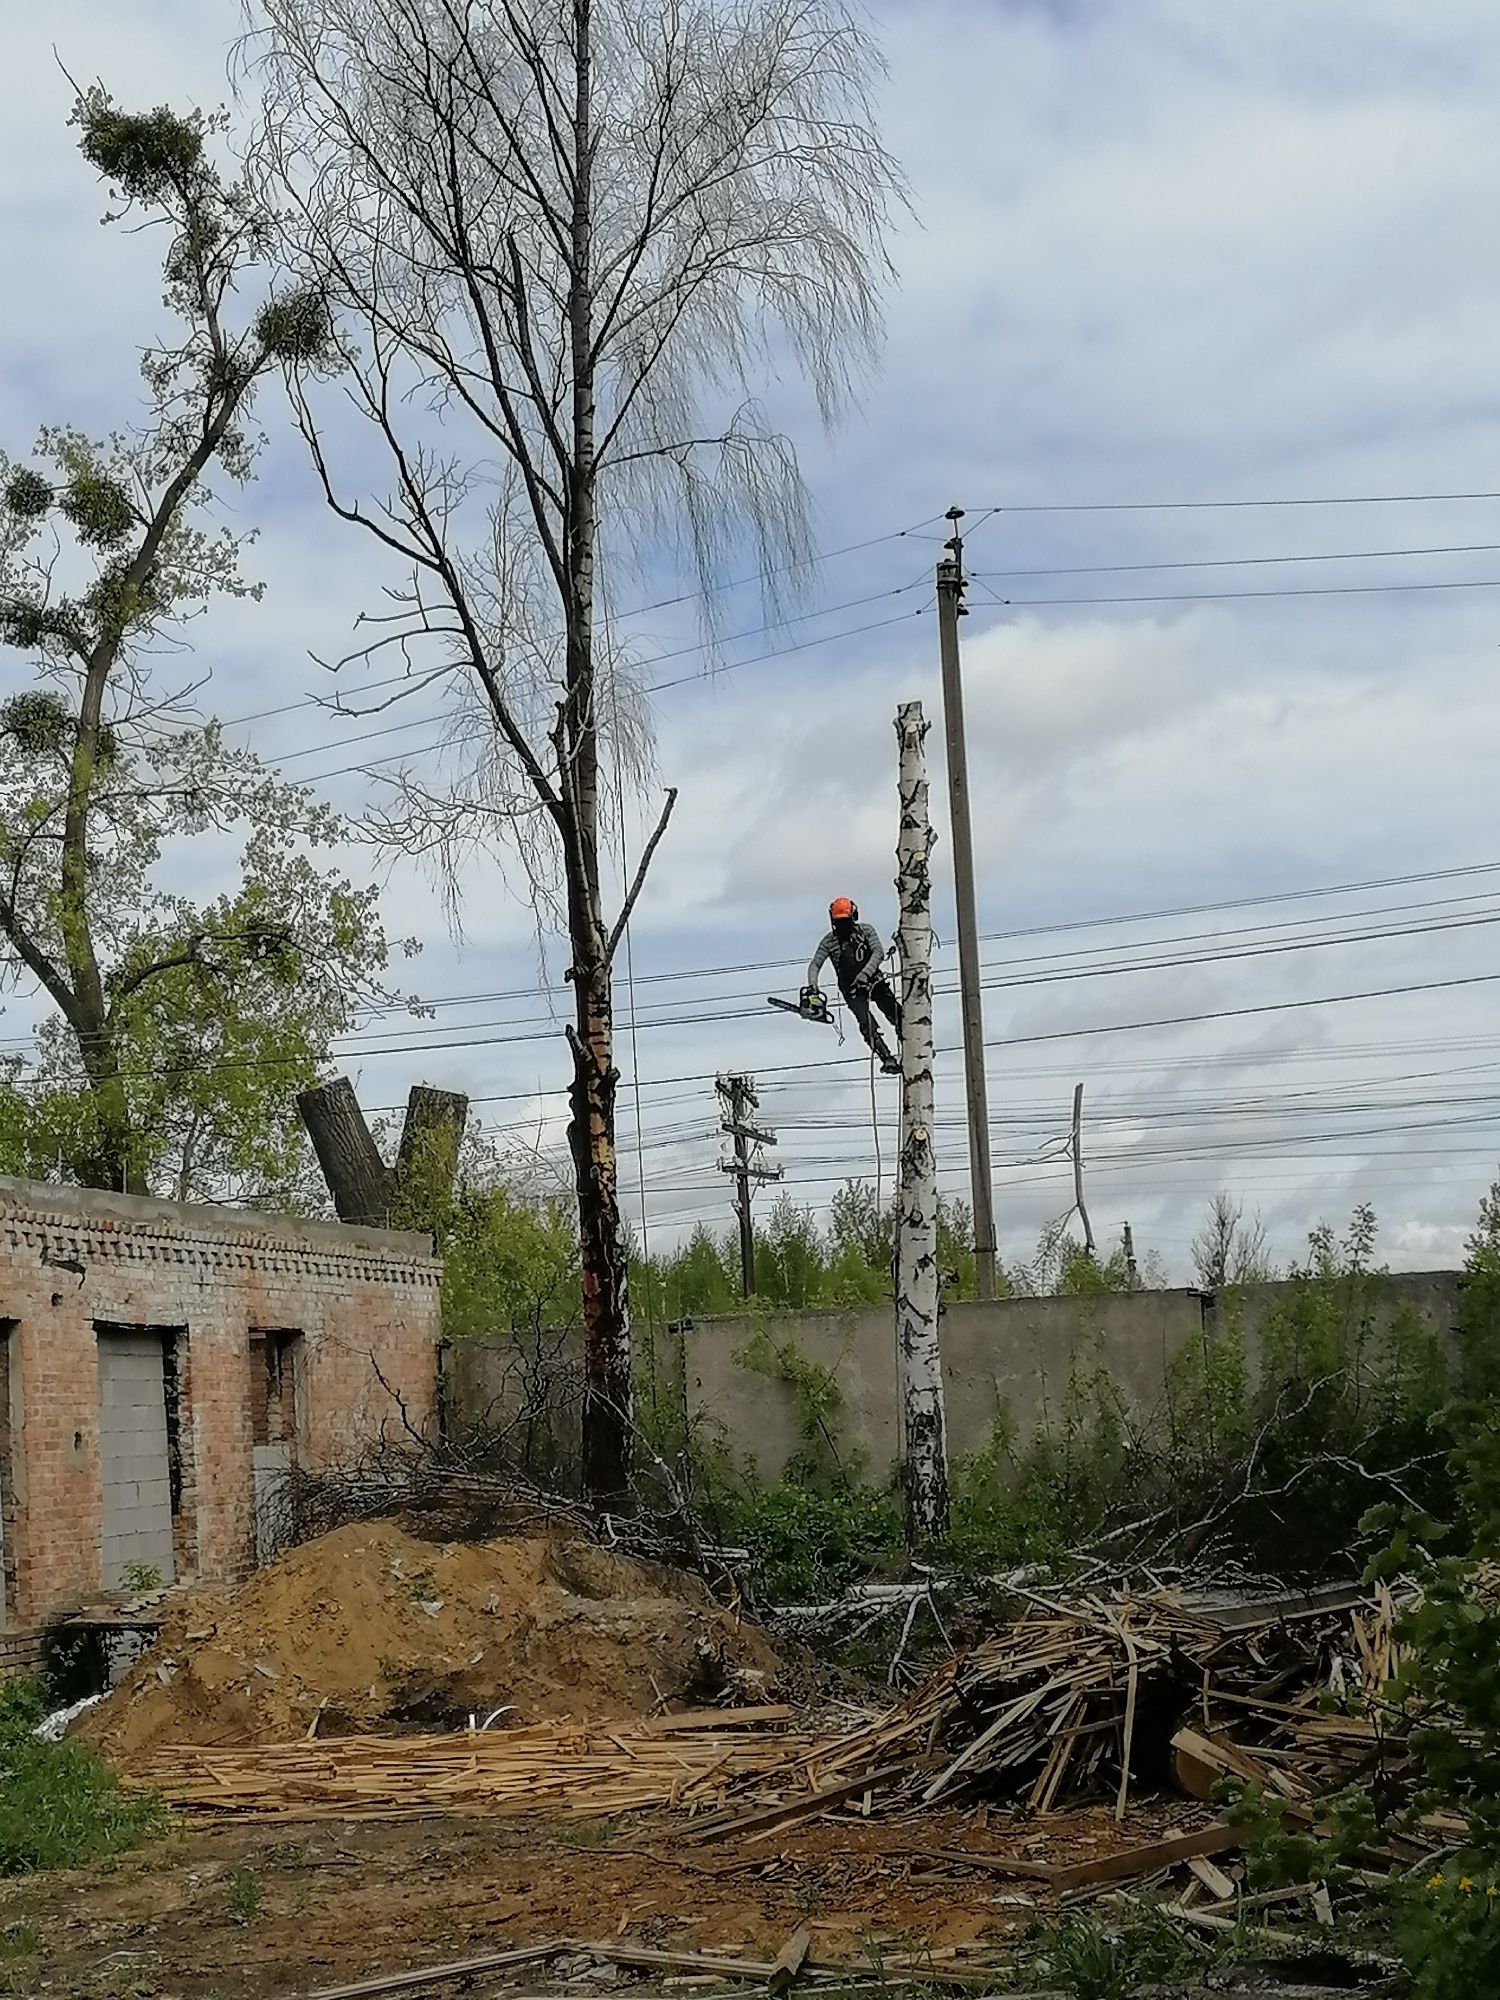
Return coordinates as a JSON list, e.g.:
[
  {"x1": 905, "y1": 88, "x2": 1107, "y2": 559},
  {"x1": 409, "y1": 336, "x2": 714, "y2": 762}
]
[{"x1": 805, "y1": 896, "x2": 903, "y2": 1074}]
